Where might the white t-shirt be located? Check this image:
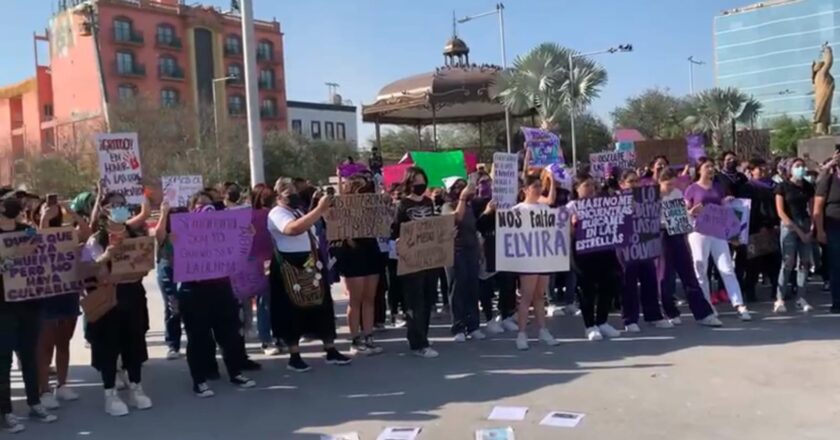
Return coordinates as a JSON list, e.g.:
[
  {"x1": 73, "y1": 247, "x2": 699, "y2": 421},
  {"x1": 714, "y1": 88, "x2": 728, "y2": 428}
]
[{"x1": 267, "y1": 206, "x2": 315, "y2": 253}]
